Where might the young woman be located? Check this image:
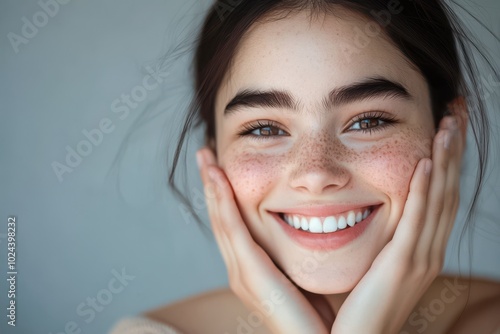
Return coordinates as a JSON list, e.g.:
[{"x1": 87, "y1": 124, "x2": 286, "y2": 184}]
[{"x1": 110, "y1": 1, "x2": 500, "y2": 333}]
